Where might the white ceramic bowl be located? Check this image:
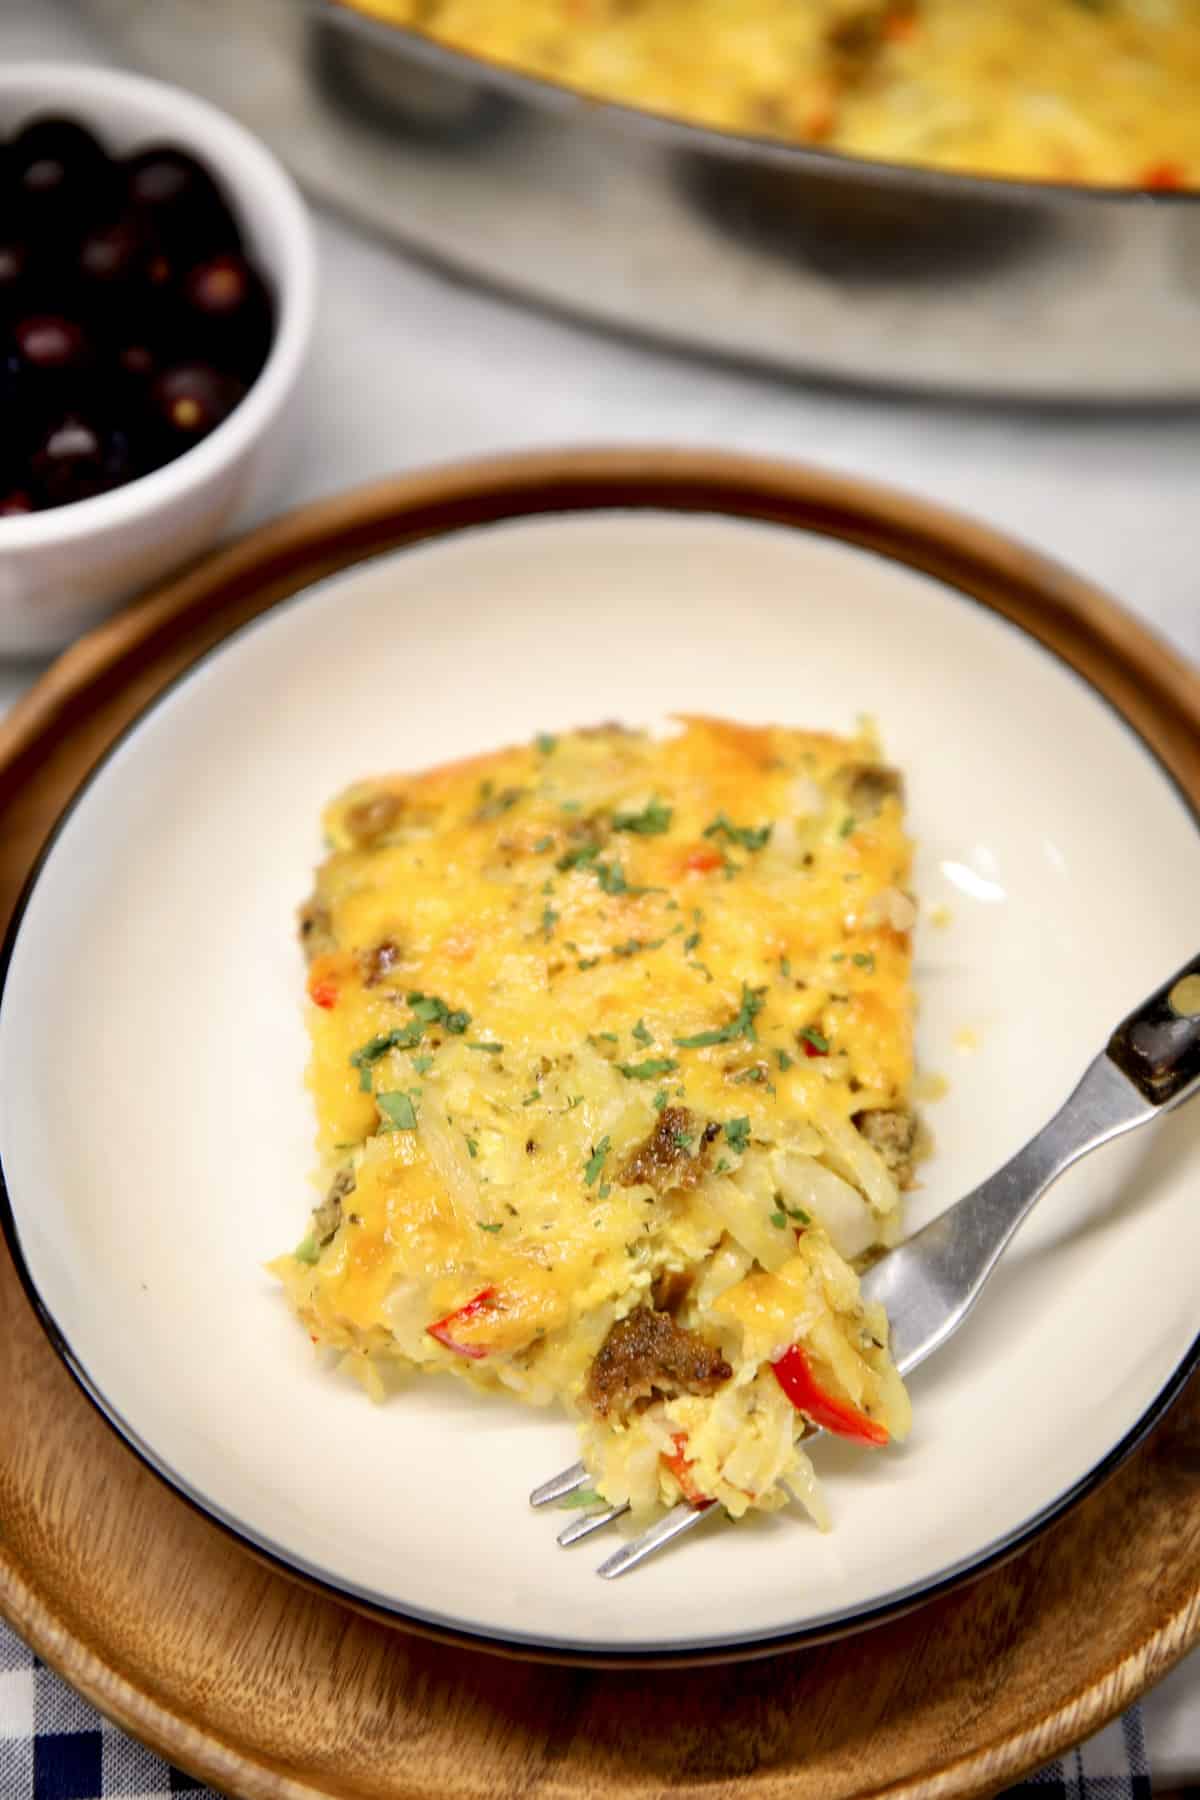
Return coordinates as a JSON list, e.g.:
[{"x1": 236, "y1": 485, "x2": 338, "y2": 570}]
[
  {"x1": 0, "y1": 62, "x2": 316, "y2": 656},
  {"x1": 2, "y1": 504, "x2": 1198, "y2": 1658}
]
